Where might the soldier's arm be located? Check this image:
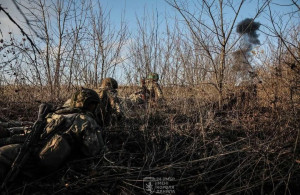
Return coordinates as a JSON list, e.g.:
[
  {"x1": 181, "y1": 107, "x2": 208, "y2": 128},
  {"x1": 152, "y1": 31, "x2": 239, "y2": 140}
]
[
  {"x1": 76, "y1": 115, "x2": 104, "y2": 156},
  {"x1": 154, "y1": 83, "x2": 163, "y2": 98},
  {"x1": 0, "y1": 121, "x2": 32, "y2": 128},
  {"x1": 113, "y1": 99, "x2": 122, "y2": 115},
  {"x1": 109, "y1": 91, "x2": 123, "y2": 115}
]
